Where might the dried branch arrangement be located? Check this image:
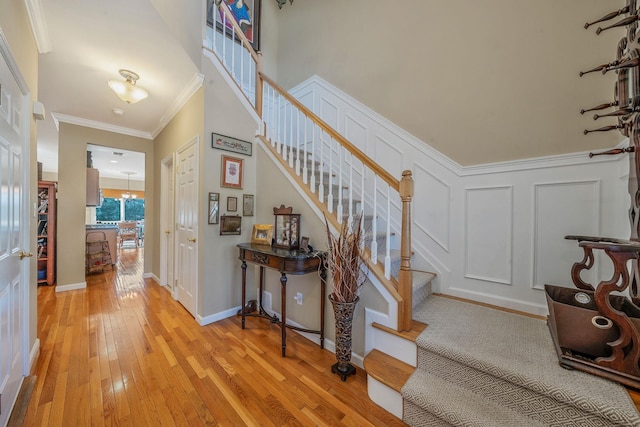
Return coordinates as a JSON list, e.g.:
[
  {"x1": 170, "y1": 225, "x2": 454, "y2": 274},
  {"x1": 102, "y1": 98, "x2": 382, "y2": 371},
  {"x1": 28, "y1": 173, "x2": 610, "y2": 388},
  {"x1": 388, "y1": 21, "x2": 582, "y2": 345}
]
[{"x1": 324, "y1": 215, "x2": 368, "y2": 303}]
